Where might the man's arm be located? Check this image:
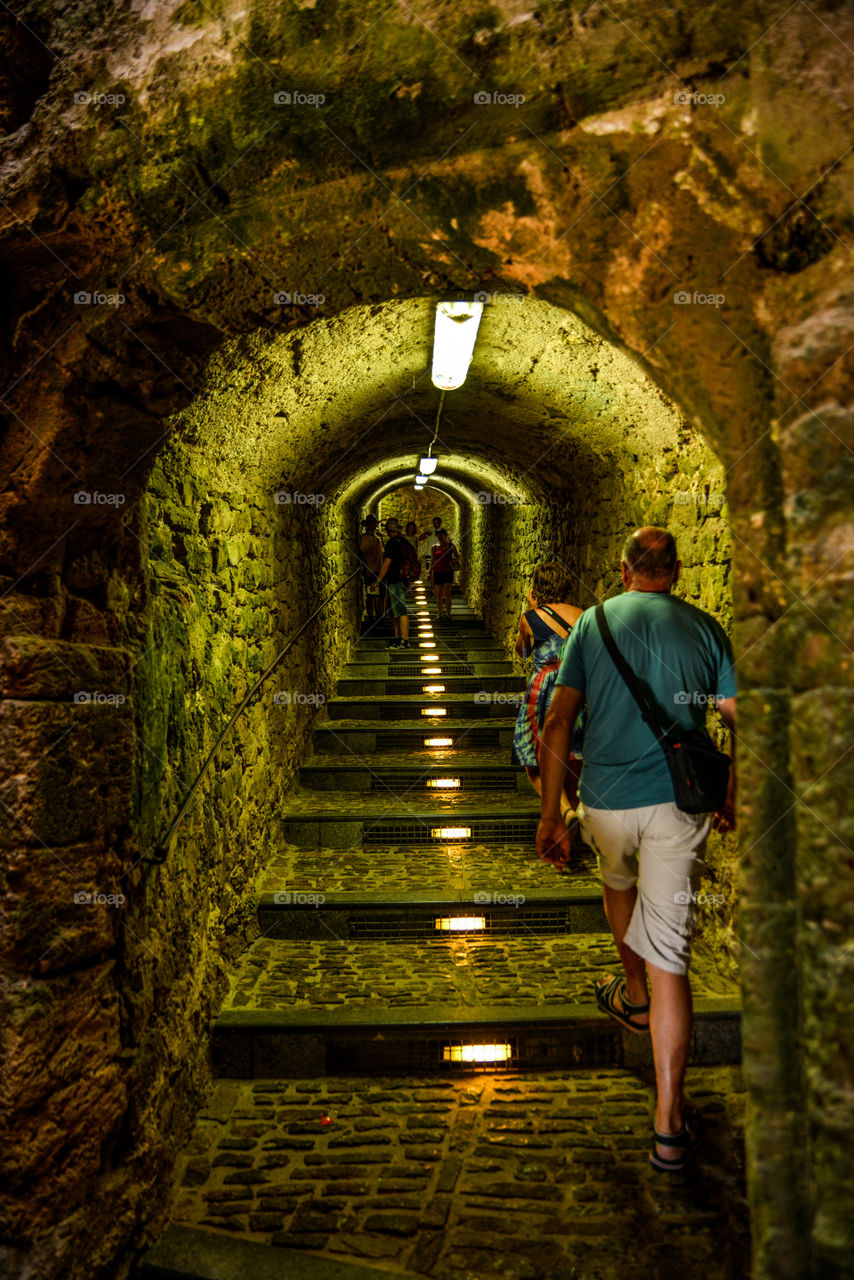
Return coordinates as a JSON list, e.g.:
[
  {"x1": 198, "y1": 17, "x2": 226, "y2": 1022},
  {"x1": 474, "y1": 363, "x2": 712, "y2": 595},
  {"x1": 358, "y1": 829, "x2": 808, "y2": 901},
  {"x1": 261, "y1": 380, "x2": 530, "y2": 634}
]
[
  {"x1": 536, "y1": 684, "x2": 585, "y2": 862},
  {"x1": 514, "y1": 614, "x2": 531, "y2": 659},
  {"x1": 376, "y1": 556, "x2": 392, "y2": 583},
  {"x1": 714, "y1": 695, "x2": 736, "y2": 832}
]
